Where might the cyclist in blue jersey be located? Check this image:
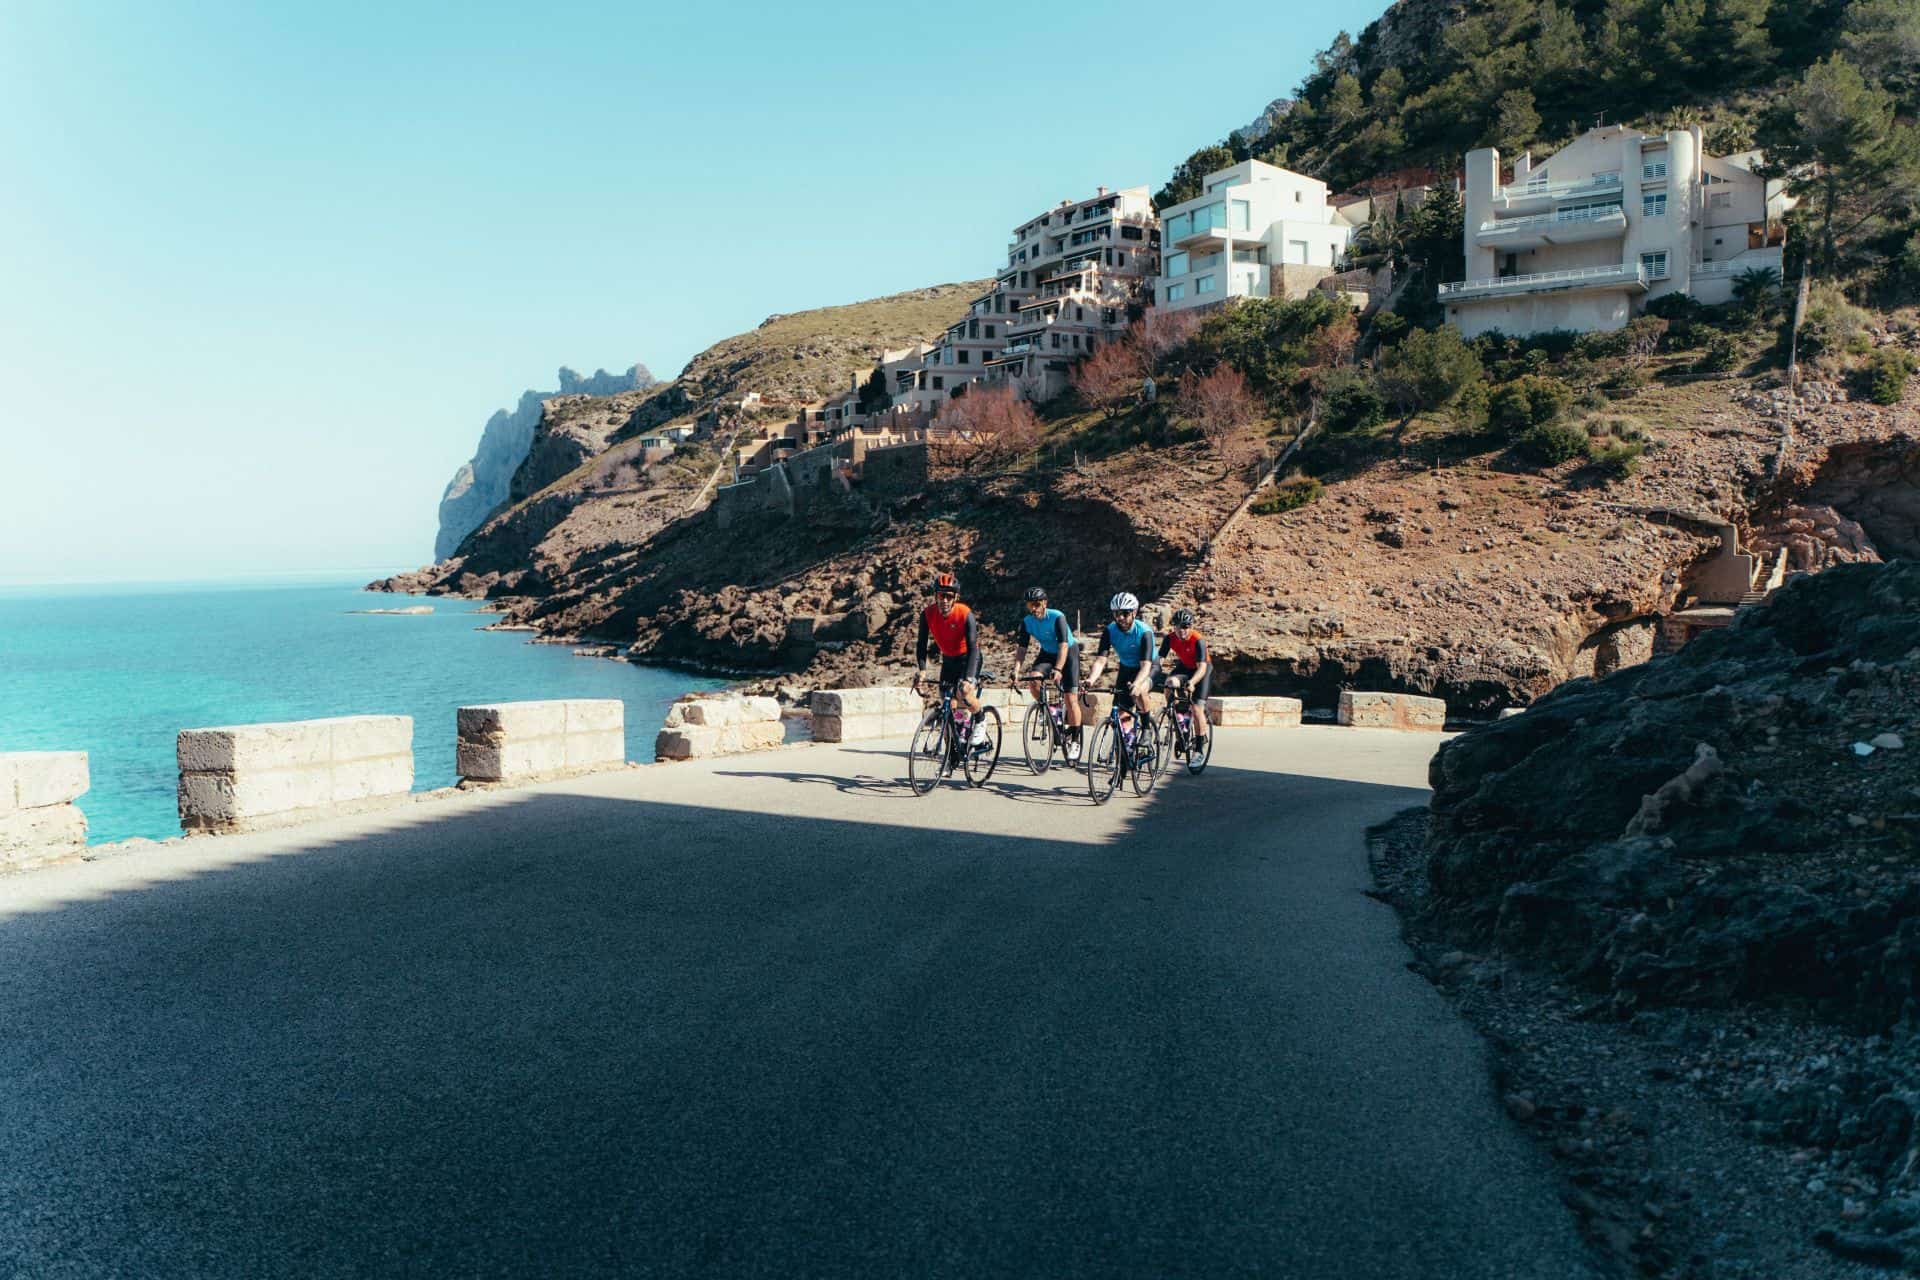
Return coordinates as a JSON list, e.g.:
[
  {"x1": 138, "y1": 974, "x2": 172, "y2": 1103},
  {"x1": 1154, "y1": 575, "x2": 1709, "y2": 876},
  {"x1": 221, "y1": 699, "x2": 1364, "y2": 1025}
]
[
  {"x1": 1084, "y1": 591, "x2": 1157, "y2": 737},
  {"x1": 1012, "y1": 586, "x2": 1084, "y2": 761}
]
